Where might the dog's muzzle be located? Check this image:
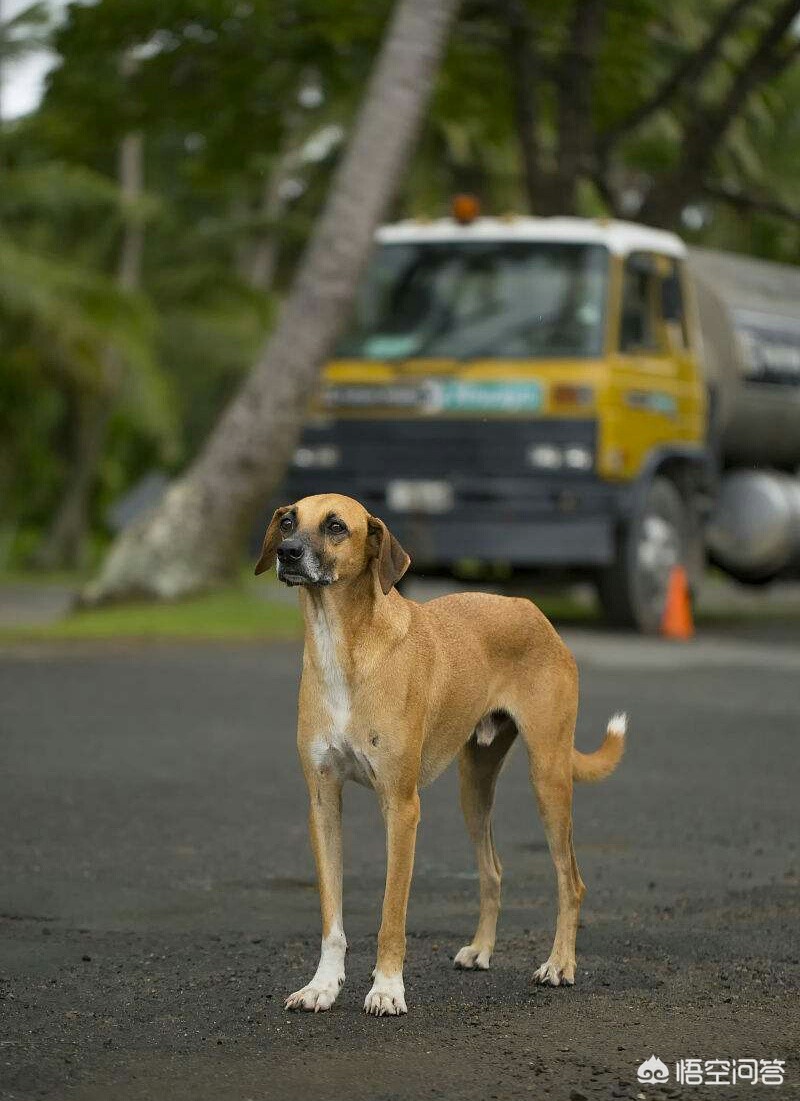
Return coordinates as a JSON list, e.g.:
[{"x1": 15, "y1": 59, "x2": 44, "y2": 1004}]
[{"x1": 276, "y1": 539, "x2": 332, "y2": 586}]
